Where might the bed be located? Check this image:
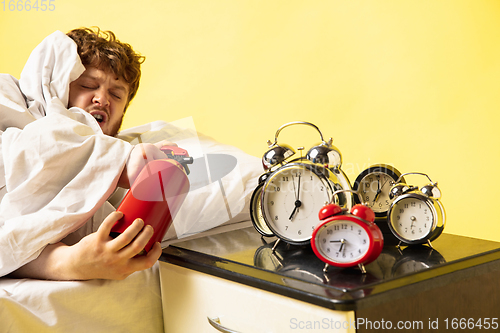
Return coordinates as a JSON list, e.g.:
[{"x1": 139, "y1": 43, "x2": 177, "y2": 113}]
[{"x1": 0, "y1": 264, "x2": 164, "y2": 332}]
